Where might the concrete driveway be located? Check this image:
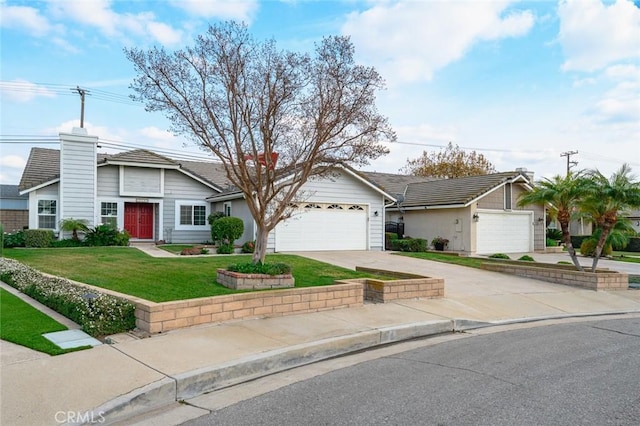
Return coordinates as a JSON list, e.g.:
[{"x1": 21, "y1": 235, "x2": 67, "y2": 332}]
[{"x1": 294, "y1": 250, "x2": 640, "y2": 300}]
